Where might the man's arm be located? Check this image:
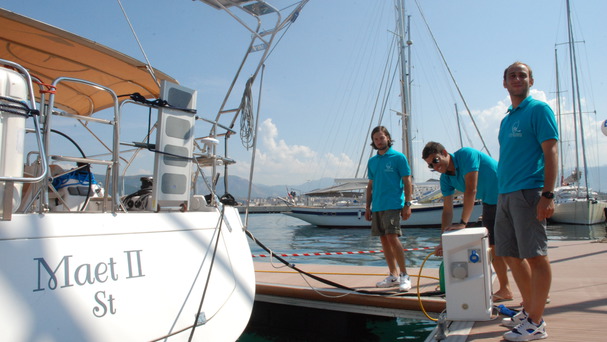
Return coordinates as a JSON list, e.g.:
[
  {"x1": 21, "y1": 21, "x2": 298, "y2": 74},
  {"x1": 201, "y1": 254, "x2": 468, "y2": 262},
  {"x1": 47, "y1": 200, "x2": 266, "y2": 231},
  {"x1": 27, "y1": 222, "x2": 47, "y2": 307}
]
[
  {"x1": 459, "y1": 171, "x2": 479, "y2": 225},
  {"x1": 435, "y1": 194, "x2": 455, "y2": 257},
  {"x1": 365, "y1": 180, "x2": 373, "y2": 221},
  {"x1": 401, "y1": 175, "x2": 412, "y2": 220},
  {"x1": 538, "y1": 139, "x2": 558, "y2": 220},
  {"x1": 441, "y1": 195, "x2": 455, "y2": 230}
]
